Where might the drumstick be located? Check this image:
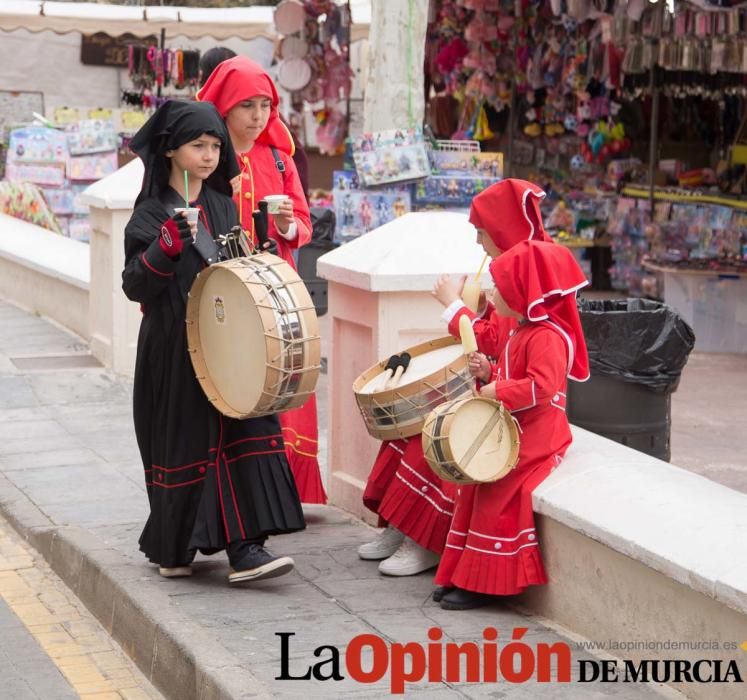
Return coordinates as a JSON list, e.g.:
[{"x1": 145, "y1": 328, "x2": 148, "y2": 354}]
[
  {"x1": 258, "y1": 201, "x2": 271, "y2": 250},
  {"x1": 459, "y1": 316, "x2": 478, "y2": 355},
  {"x1": 475, "y1": 252, "x2": 489, "y2": 280},
  {"x1": 381, "y1": 354, "x2": 400, "y2": 388},
  {"x1": 387, "y1": 352, "x2": 411, "y2": 389}
]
